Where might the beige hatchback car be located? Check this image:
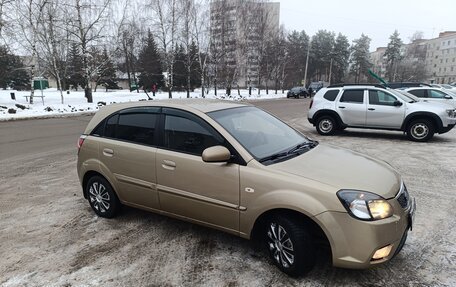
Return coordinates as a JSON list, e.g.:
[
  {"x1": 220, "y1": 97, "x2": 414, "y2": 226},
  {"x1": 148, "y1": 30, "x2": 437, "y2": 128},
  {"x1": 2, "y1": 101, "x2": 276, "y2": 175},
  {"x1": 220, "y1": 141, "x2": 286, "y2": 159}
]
[{"x1": 77, "y1": 99, "x2": 415, "y2": 276}]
